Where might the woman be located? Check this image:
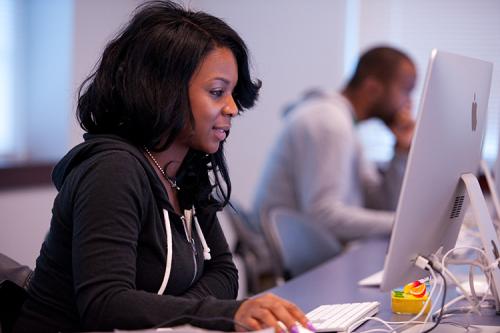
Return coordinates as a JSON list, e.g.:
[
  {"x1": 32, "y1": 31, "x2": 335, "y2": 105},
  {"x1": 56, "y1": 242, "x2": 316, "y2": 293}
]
[{"x1": 13, "y1": 1, "x2": 313, "y2": 333}]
